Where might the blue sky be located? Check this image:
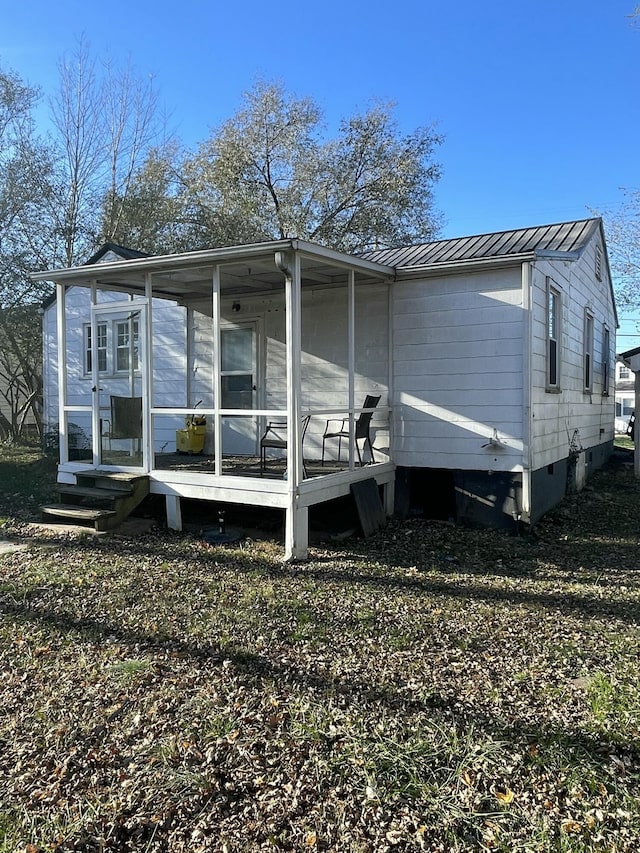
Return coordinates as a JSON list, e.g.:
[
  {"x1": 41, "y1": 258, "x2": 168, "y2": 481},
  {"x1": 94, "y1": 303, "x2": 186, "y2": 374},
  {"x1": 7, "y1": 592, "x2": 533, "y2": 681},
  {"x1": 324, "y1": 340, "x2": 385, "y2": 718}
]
[{"x1": 2, "y1": 0, "x2": 637, "y2": 241}]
